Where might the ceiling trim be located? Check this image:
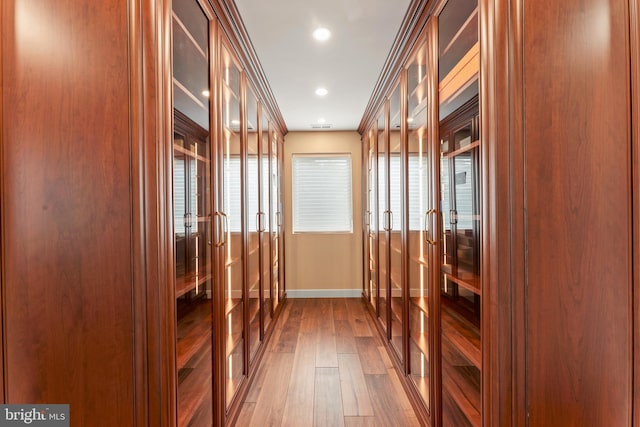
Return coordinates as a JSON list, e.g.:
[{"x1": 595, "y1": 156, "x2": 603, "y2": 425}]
[
  {"x1": 357, "y1": 0, "x2": 435, "y2": 135},
  {"x1": 209, "y1": 0, "x2": 289, "y2": 135}
]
